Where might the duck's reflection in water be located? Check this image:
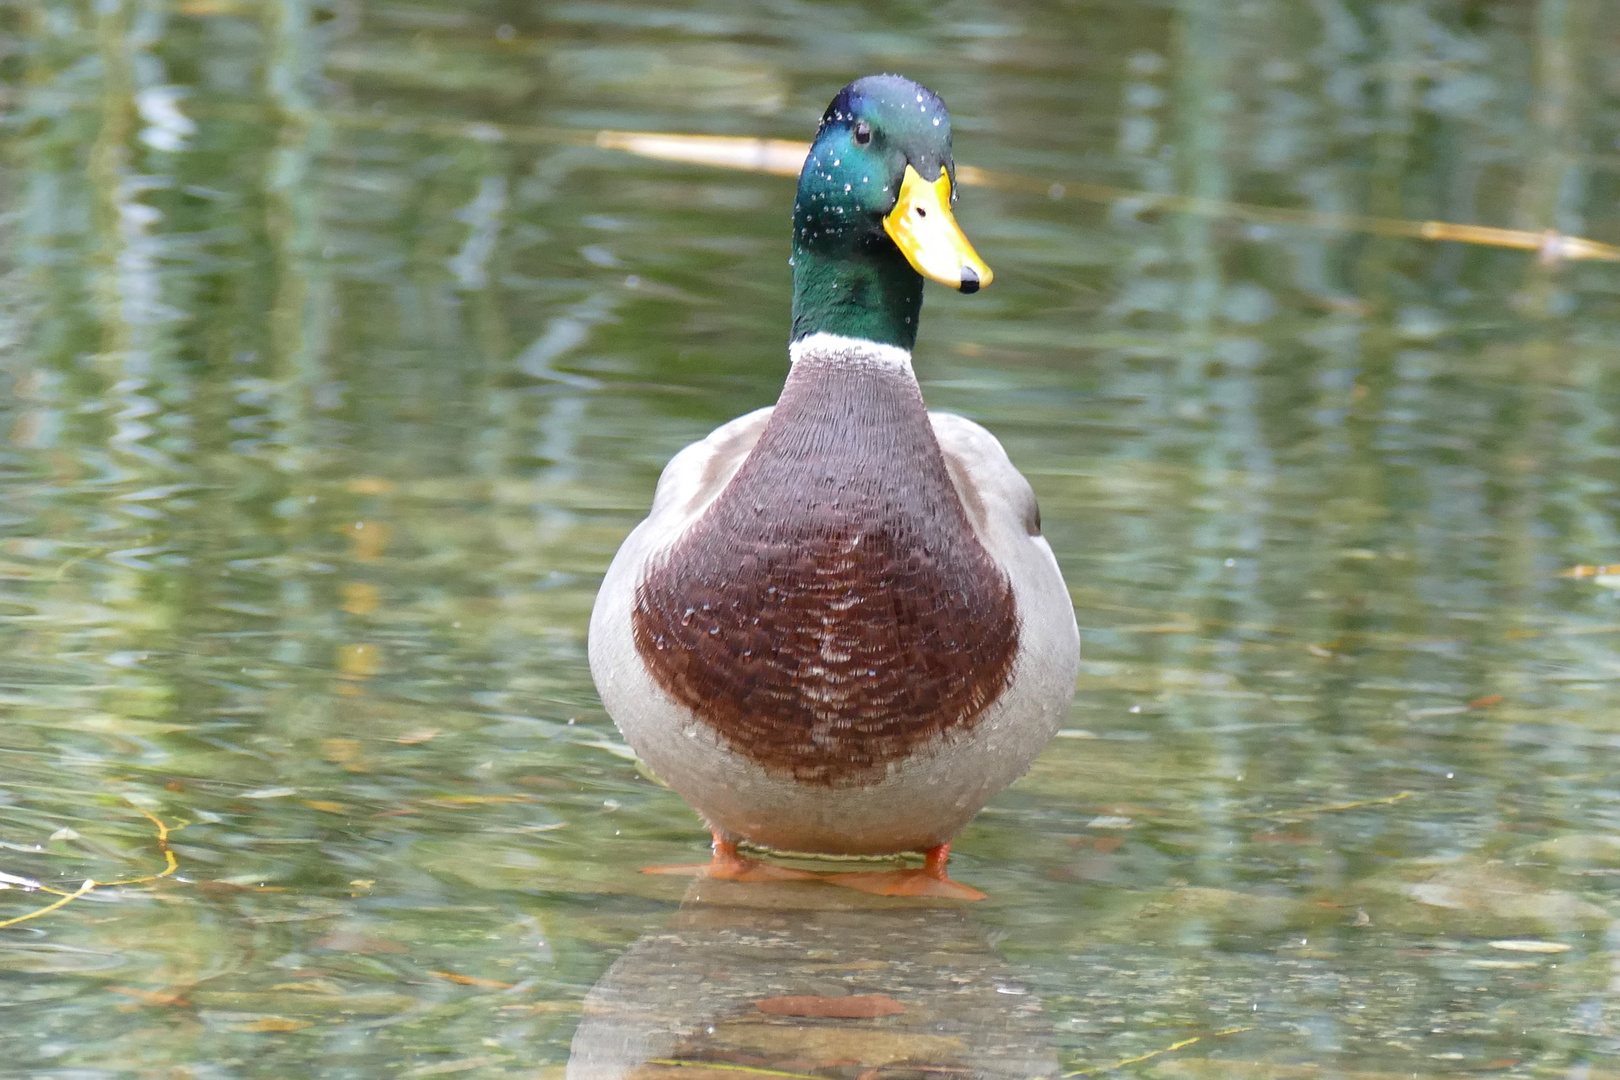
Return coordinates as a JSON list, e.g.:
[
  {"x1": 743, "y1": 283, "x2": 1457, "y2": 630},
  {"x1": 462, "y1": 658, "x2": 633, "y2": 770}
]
[{"x1": 567, "y1": 878, "x2": 1056, "y2": 1080}]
